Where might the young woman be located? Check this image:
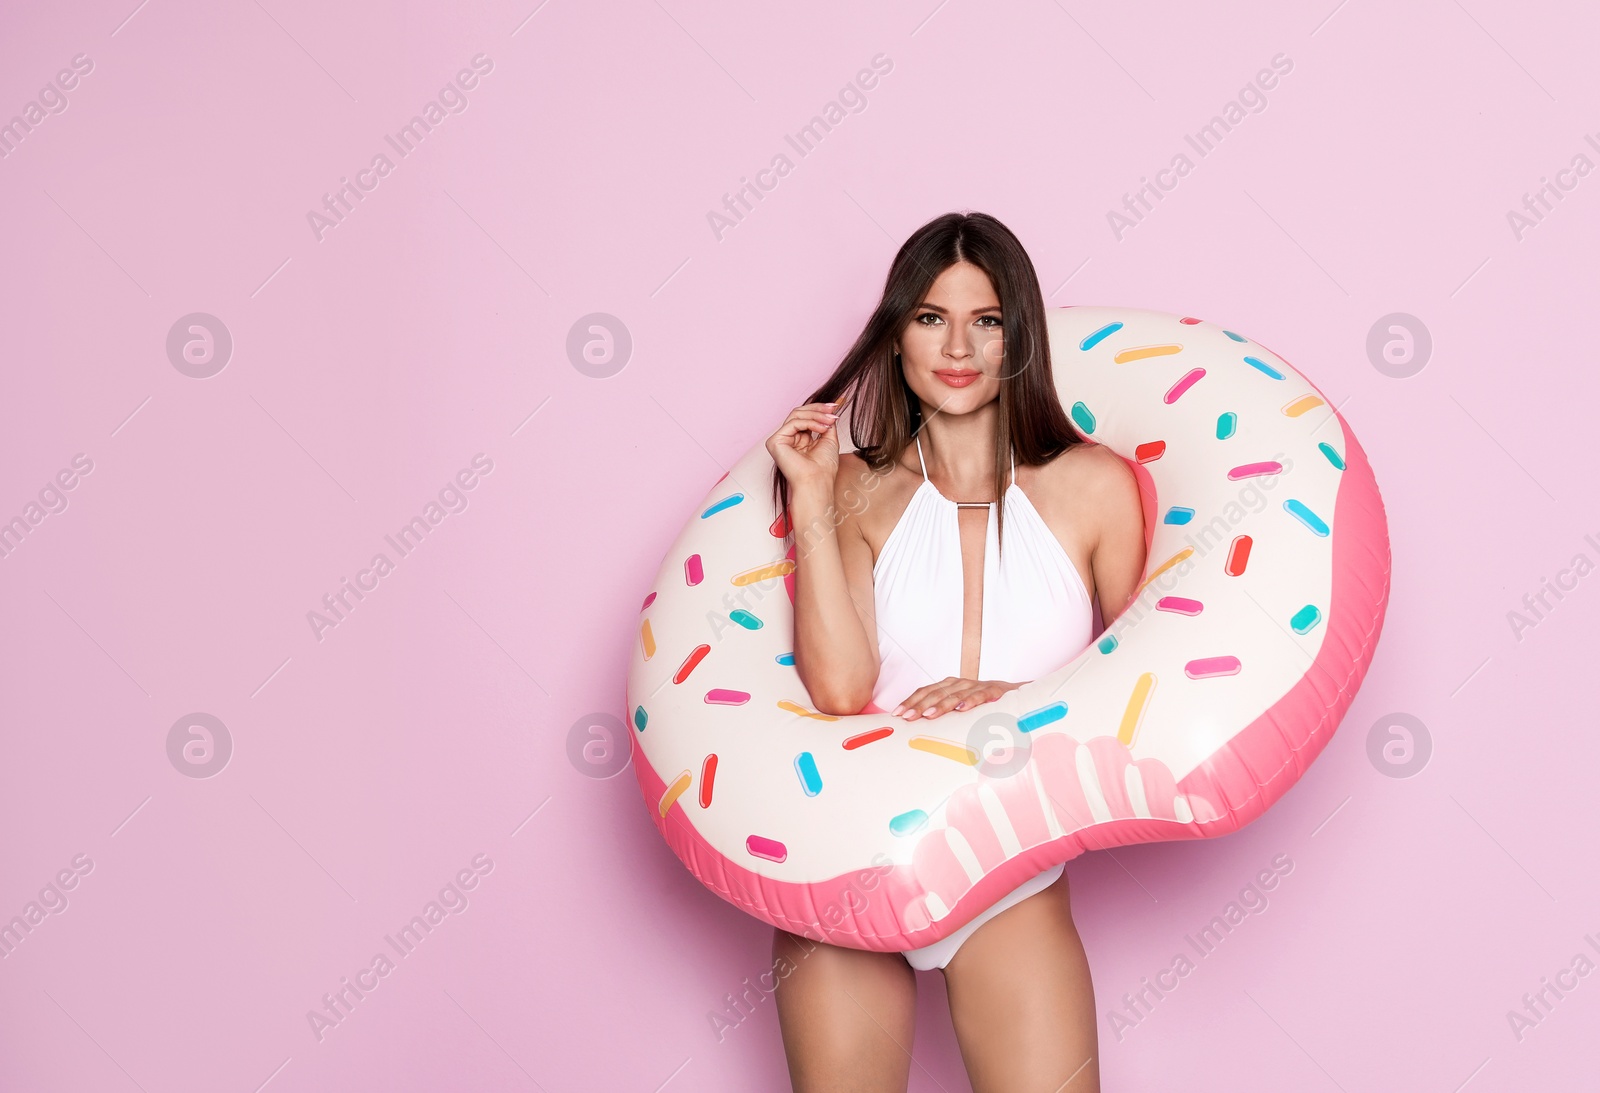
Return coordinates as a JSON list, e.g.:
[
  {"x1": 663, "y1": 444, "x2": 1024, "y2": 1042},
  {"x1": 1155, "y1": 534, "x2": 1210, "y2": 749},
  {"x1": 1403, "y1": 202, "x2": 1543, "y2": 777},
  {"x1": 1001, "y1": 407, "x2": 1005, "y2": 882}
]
[{"x1": 762, "y1": 211, "x2": 1147, "y2": 1093}]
